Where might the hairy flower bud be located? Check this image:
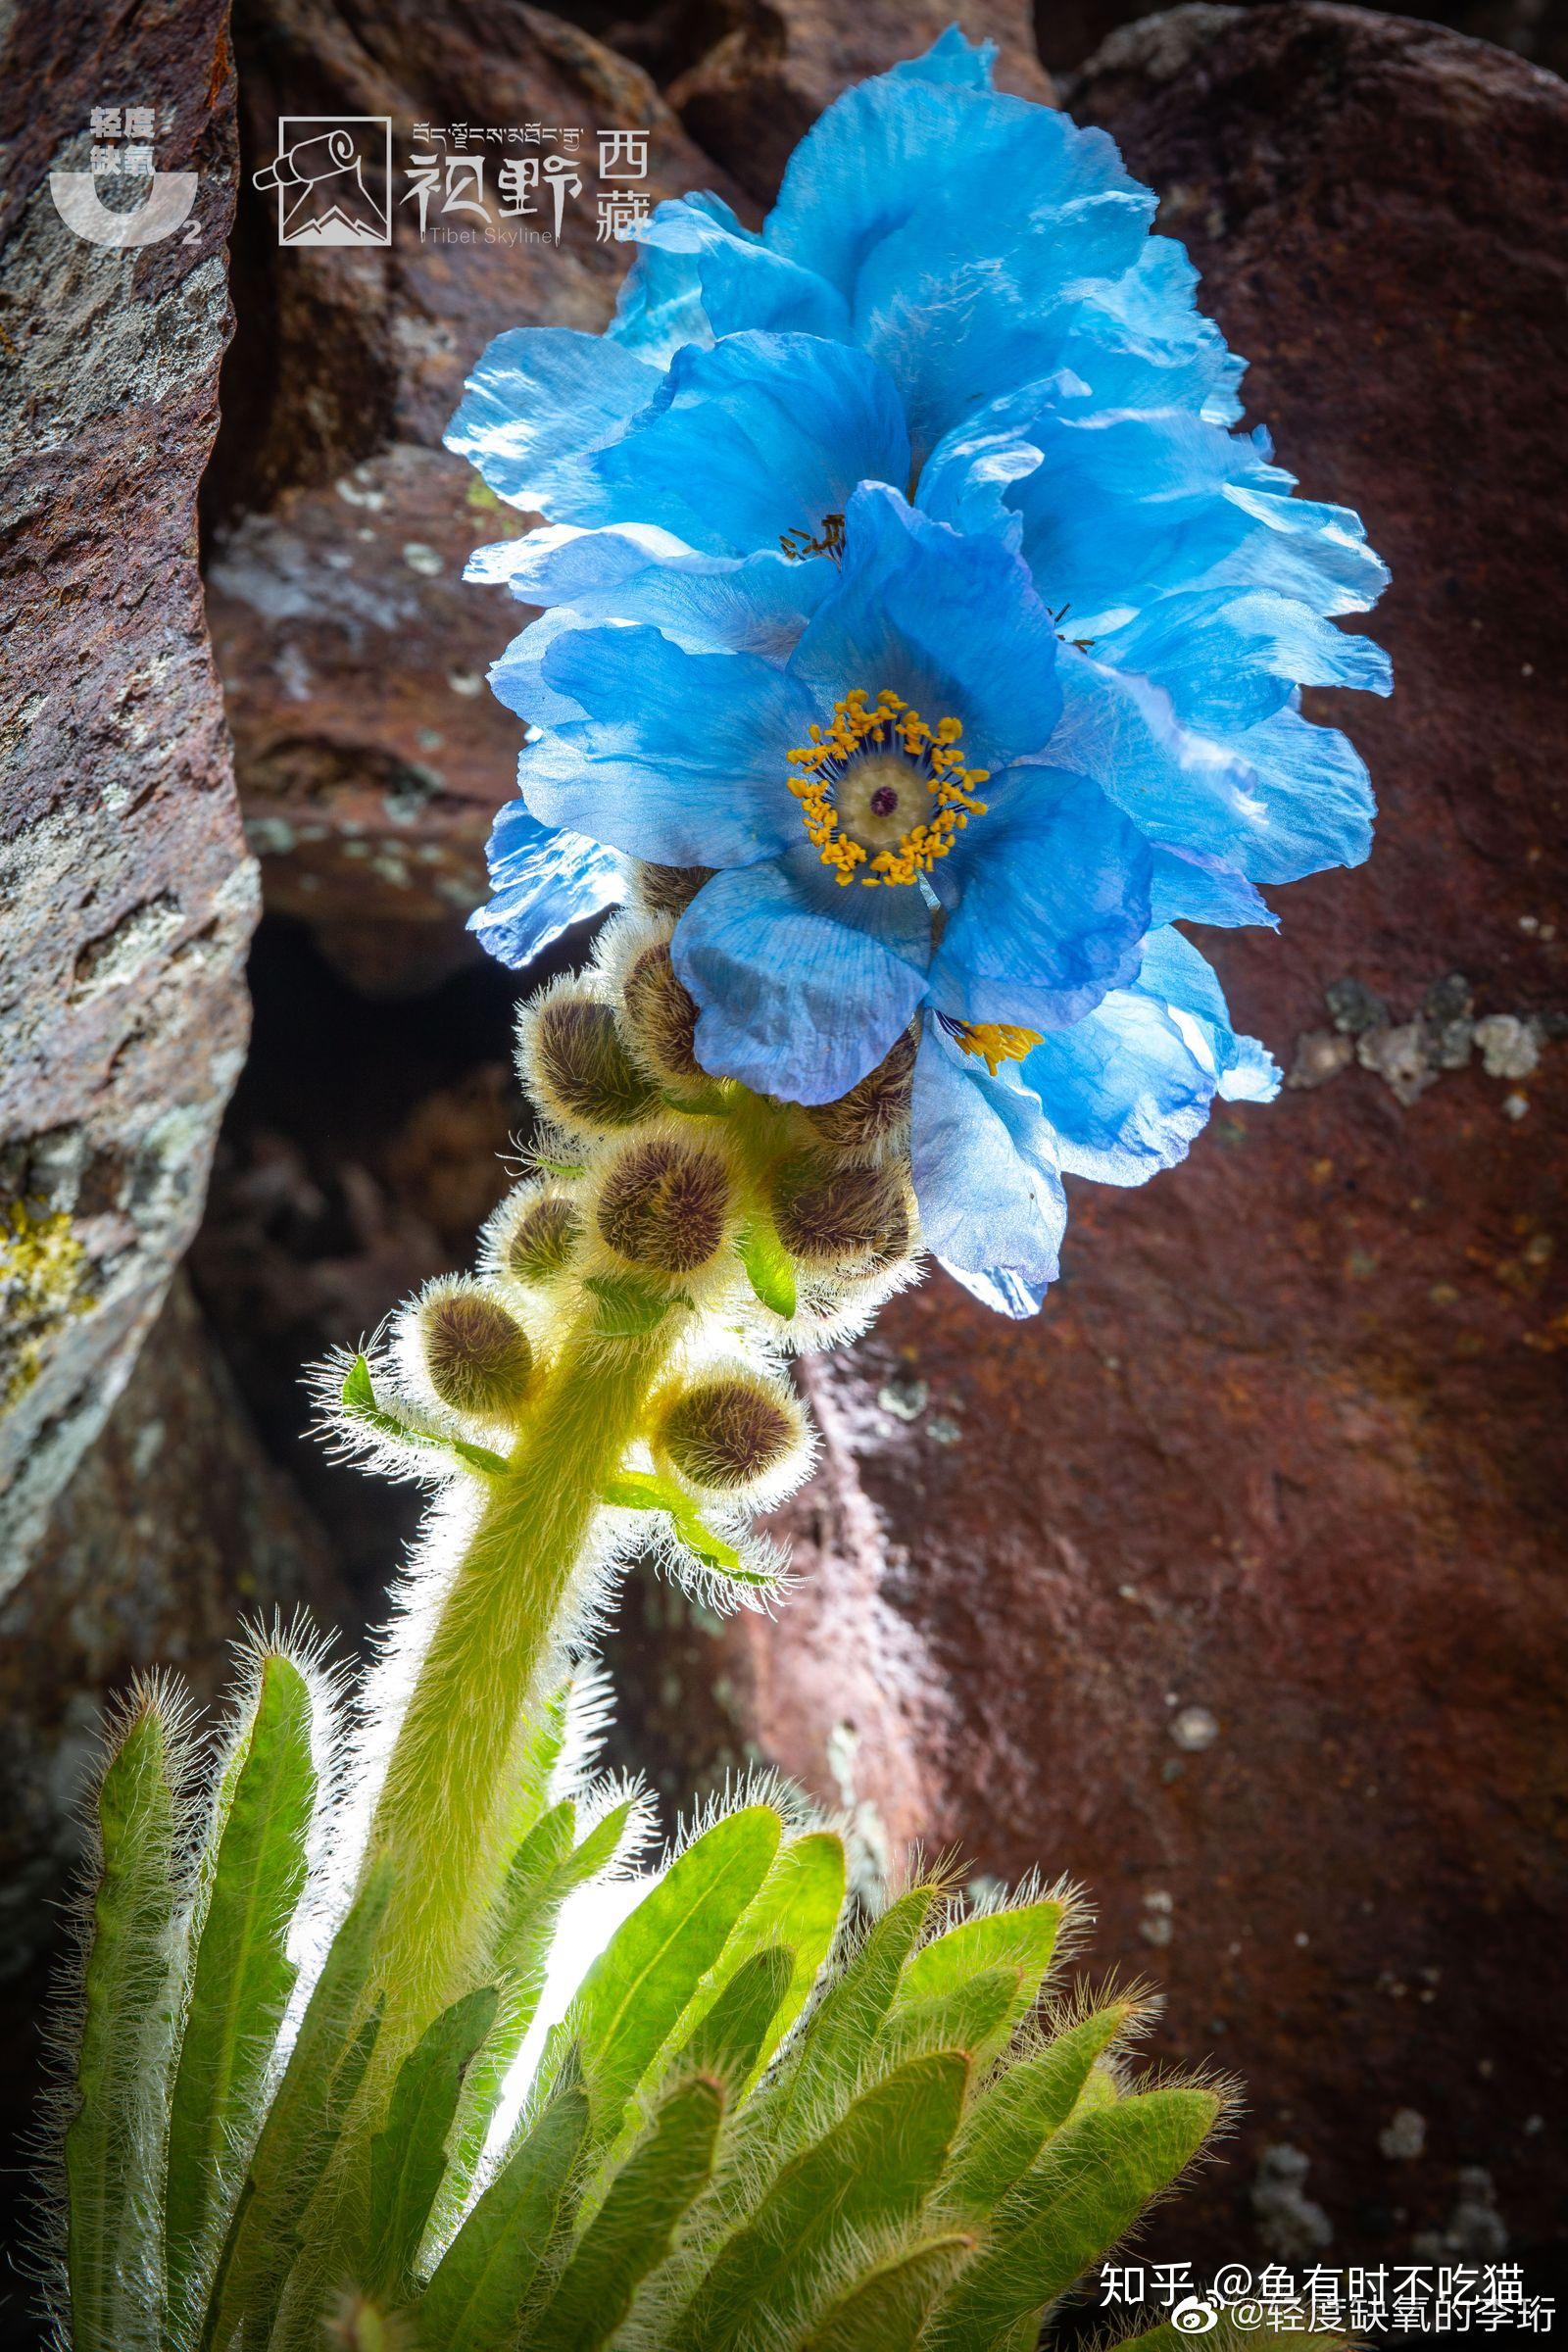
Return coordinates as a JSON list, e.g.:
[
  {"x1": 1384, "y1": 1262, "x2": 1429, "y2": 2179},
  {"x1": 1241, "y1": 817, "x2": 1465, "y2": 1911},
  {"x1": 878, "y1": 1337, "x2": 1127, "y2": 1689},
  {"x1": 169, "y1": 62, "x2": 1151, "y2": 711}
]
[
  {"x1": 500, "y1": 1186, "x2": 581, "y2": 1285},
  {"x1": 416, "y1": 1281, "x2": 535, "y2": 1419},
  {"x1": 525, "y1": 990, "x2": 661, "y2": 1131},
  {"x1": 597, "y1": 1133, "x2": 732, "y2": 1275},
  {"x1": 655, "y1": 1370, "x2": 806, "y2": 1496},
  {"x1": 621, "y1": 939, "x2": 704, "y2": 1086},
  {"x1": 771, "y1": 1151, "x2": 911, "y2": 1272},
  {"x1": 633, "y1": 861, "x2": 712, "y2": 917},
  {"x1": 803, "y1": 1027, "x2": 917, "y2": 1155}
]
